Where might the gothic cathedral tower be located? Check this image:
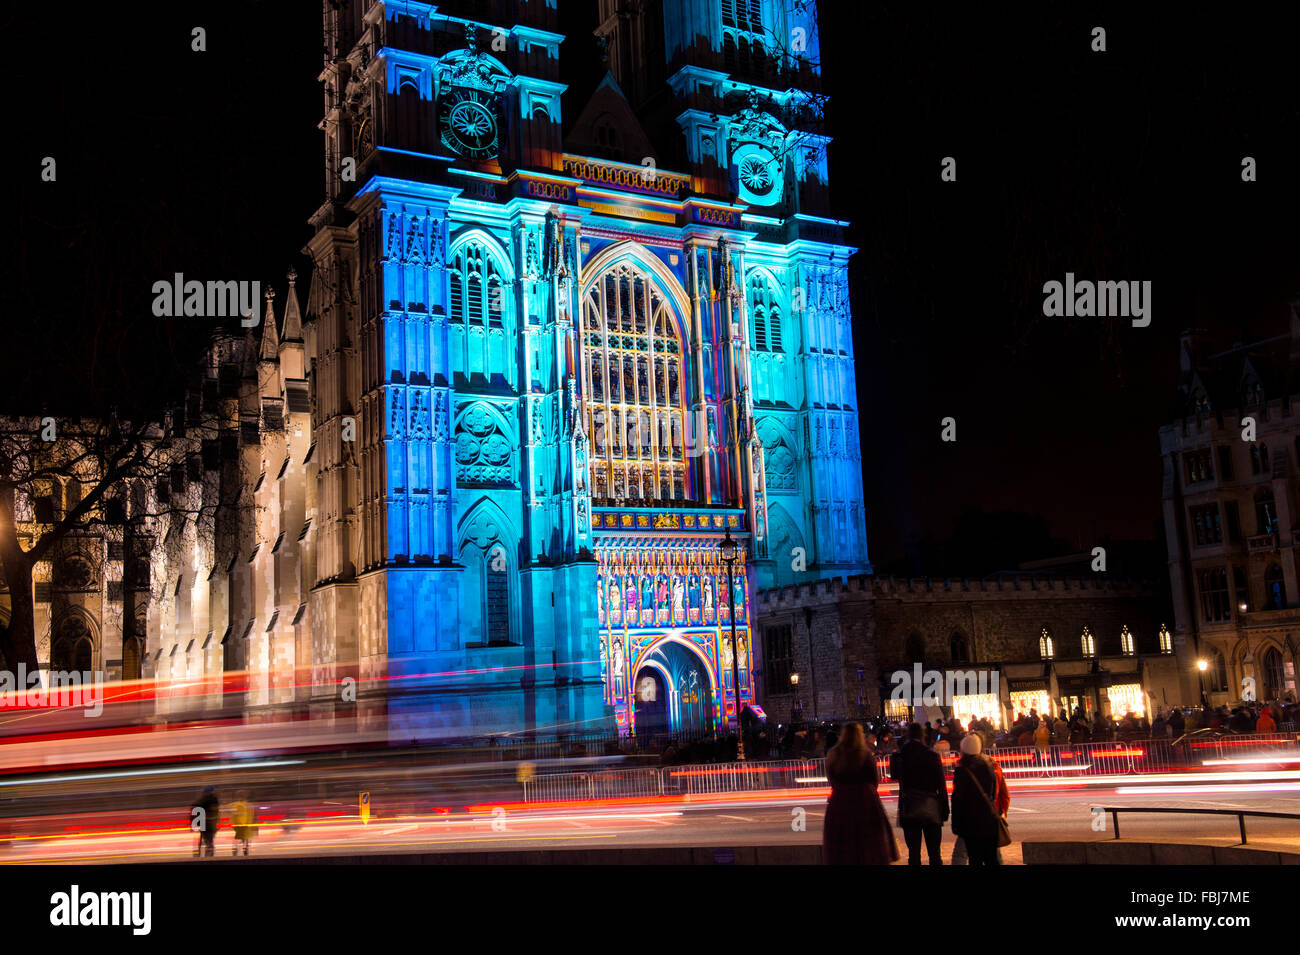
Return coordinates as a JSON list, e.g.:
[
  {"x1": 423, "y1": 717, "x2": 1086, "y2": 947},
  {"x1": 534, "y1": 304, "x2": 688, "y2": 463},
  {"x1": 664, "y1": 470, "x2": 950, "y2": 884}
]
[{"x1": 306, "y1": 0, "x2": 867, "y2": 740}]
